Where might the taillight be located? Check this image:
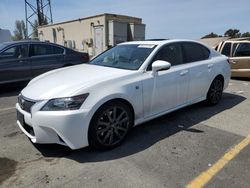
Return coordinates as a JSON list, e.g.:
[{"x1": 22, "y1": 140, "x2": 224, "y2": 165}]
[
  {"x1": 227, "y1": 59, "x2": 233, "y2": 64},
  {"x1": 82, "y1": 53, "x2": 89, "y2": 62}
]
